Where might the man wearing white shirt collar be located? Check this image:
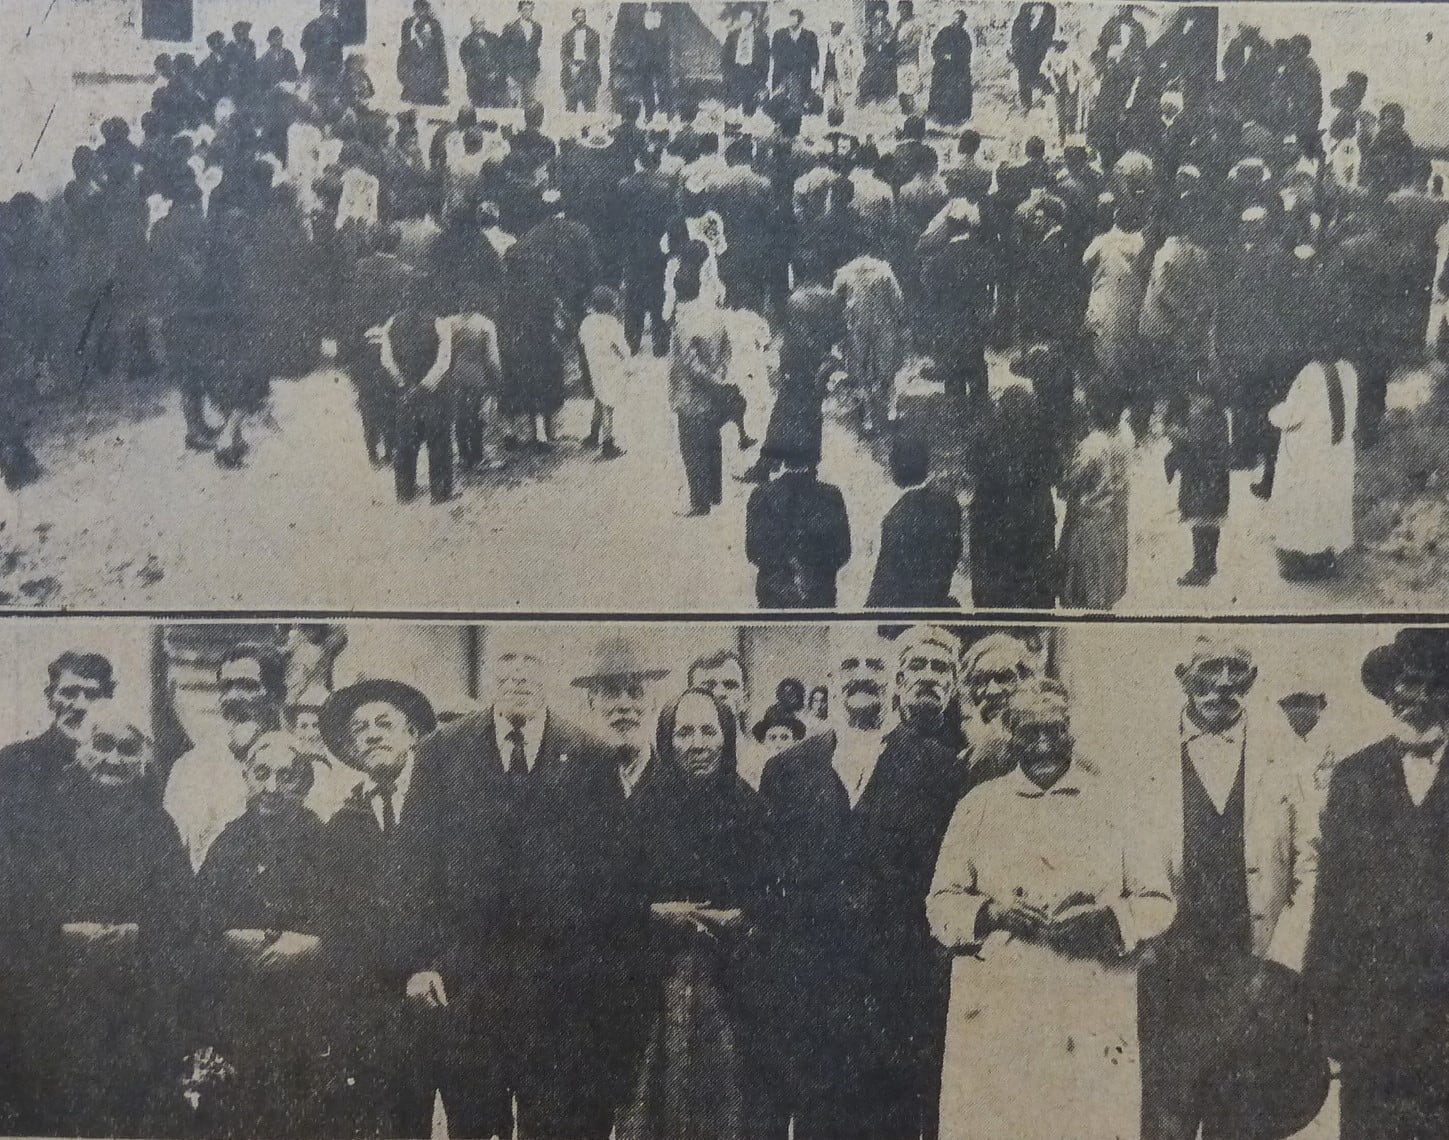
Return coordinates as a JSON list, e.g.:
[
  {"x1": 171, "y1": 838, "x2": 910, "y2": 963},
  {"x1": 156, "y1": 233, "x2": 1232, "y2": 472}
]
[
  {"x1": 571, "y1": 635, "x2": 670, "y2": 798},
  {"x1": 759, "y1": 626, "x2": 962, "y2": 1138},
  {"x1": 1138, "y1": 637, "x2": 1321, "y2": 1140},
  {"x1": 1309, "y1": 629, "x2": 1449, "y2": 1139},
  {"x1": 319, "y1": 677, "x2": 437, "y2": 833}
]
